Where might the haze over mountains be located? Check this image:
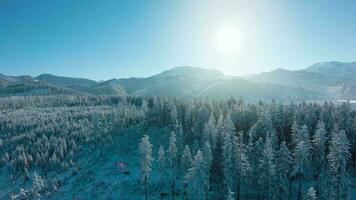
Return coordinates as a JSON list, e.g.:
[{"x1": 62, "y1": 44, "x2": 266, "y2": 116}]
[{"x1": 1, "y1": 61, "x2": 356, "y2": 101}]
